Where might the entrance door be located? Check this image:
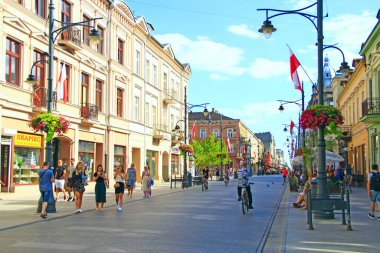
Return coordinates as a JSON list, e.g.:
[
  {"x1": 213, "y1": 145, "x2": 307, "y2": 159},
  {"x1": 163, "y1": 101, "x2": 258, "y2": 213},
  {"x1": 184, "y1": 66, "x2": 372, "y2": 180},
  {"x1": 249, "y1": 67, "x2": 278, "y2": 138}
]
[
  {"x1": 162, "y1": 152, "x2": 169, "y2": 182},
  {"x1": 1, "y1": 138, "x2": 12, "y2": 192}
]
